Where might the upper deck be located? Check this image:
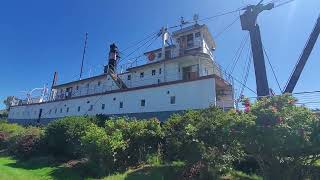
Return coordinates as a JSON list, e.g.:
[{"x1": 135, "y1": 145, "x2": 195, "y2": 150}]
[{"x1": 11, "y1": 23, "x2": 233, "y2": 107}]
